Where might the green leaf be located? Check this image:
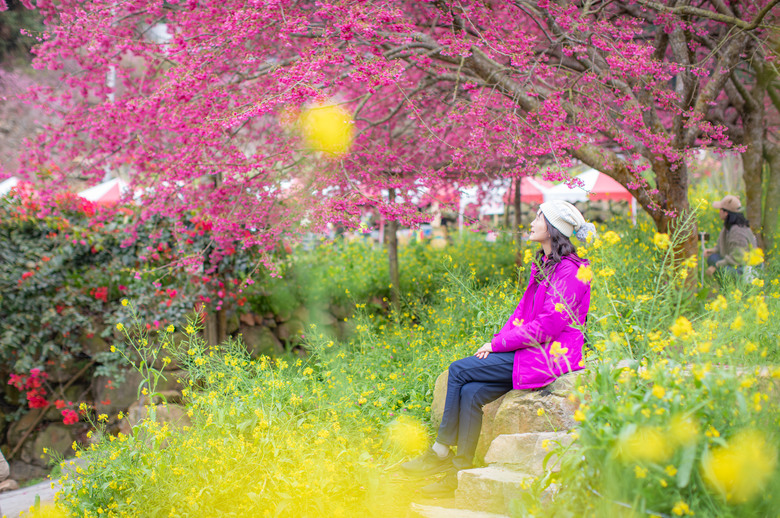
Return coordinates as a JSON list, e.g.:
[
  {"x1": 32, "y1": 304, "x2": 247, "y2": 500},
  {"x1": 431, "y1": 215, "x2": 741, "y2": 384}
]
[{"x1": 676, "y1": 443, "x2": 697, "y2": 488}]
